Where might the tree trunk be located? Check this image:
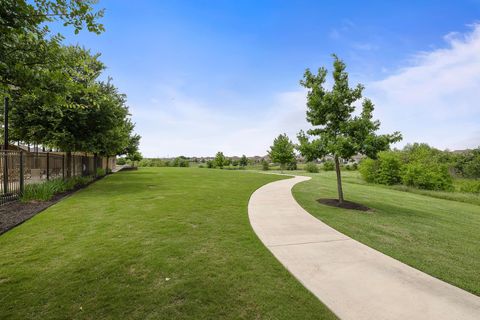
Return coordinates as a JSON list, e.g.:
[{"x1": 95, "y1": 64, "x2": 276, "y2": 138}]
[
  {"x1": 66, "y1": 151, "x2": 72, "y2": 178},
  {"x1": 334, "y1": 155, "x2": 344, "y2": 203}
]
